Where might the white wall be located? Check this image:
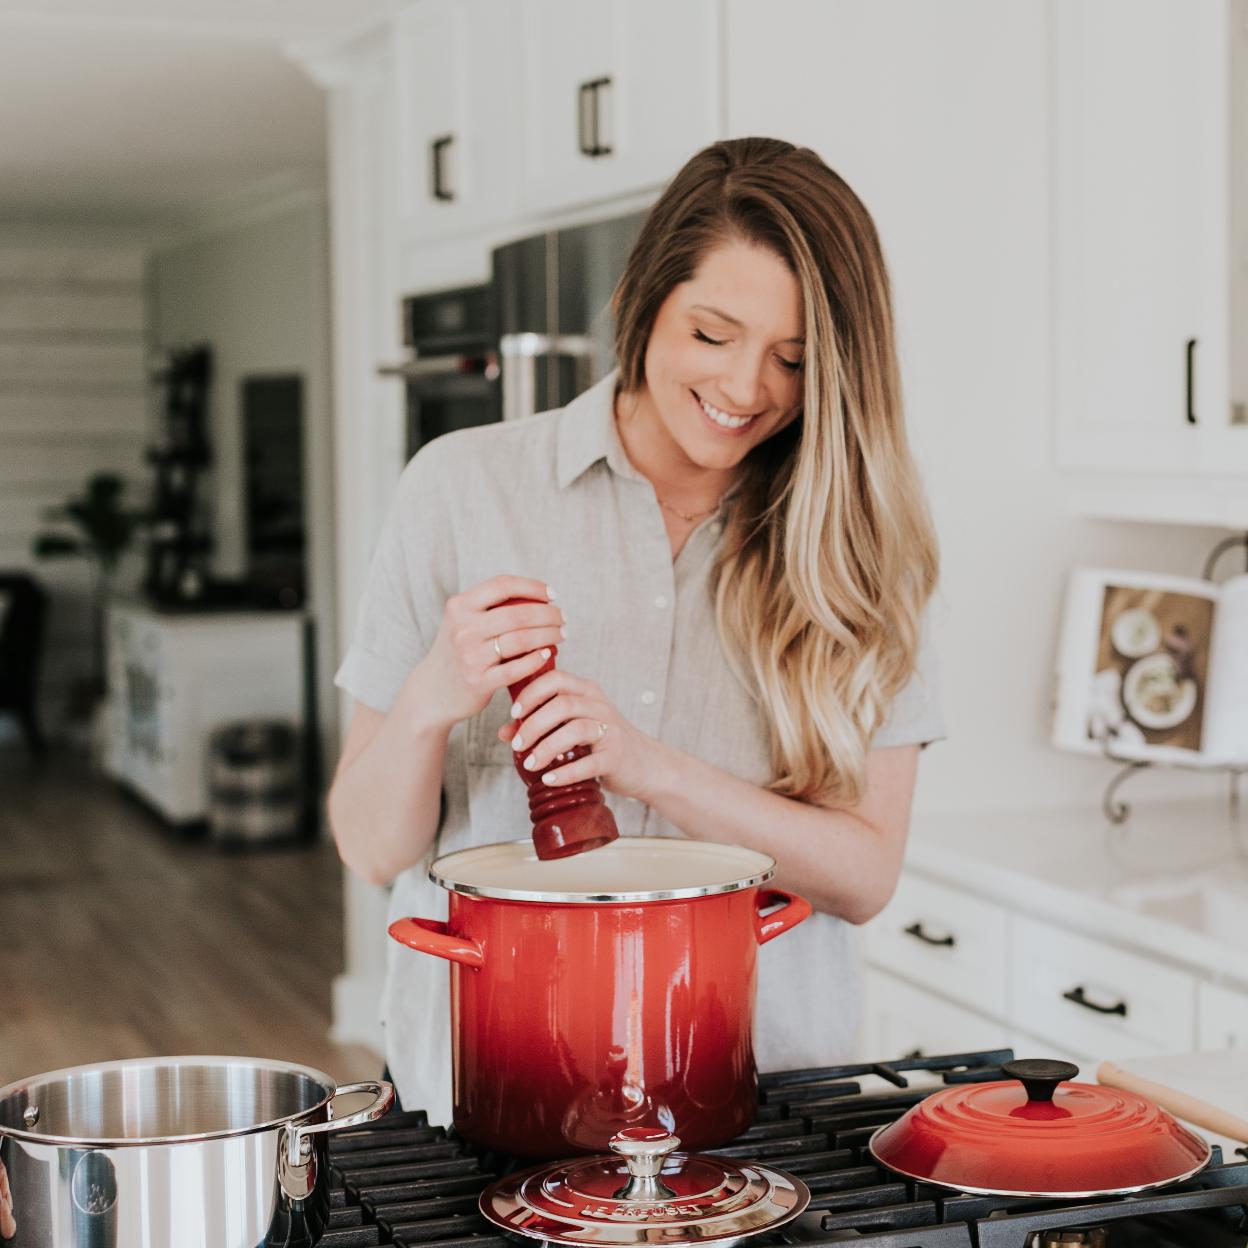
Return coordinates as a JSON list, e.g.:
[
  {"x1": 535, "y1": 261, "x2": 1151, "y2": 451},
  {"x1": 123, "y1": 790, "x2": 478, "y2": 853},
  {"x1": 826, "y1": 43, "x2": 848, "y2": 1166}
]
[
  {"x1": 147, "y1": 198, "x2": 339, "y2": 782},
  {"x1": 0, "y1": 227, "x2": 149, "y2": 738},
  {"x1": 725, "y1": 0, "x2": 1231, "y2": 817}
]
